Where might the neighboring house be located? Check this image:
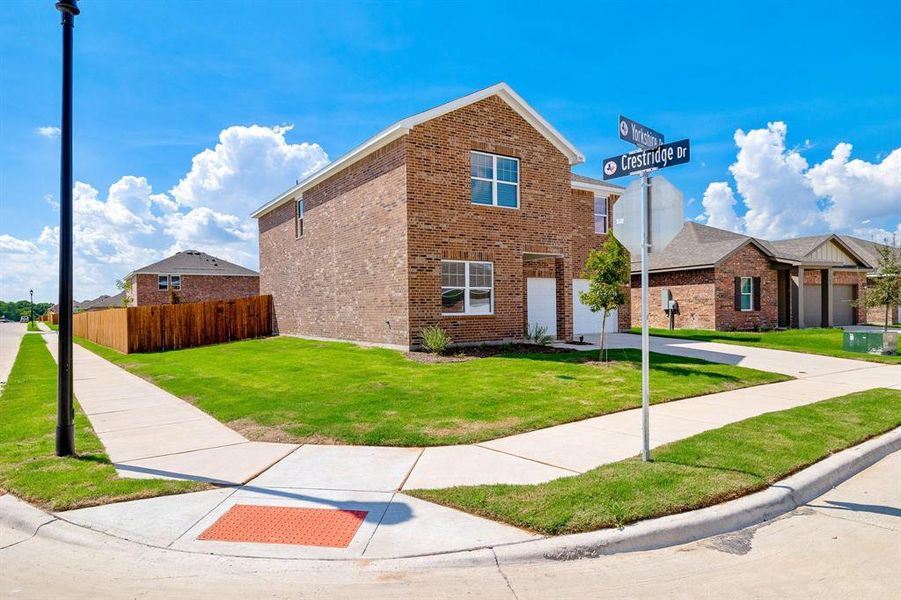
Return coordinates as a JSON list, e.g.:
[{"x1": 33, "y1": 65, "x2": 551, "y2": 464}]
[
  {"x1": 253, "y1": 83, "x2": 625, "y2": 349},
  {"x1": 76, "y1": 292, "x2": 126, "y2": 311},
  {"x1": 630, "y1": 222, "x2": 888, "y2": 330},
  {"x1": 123, "y1": 250, "x2": 260, "y2": 306}
]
